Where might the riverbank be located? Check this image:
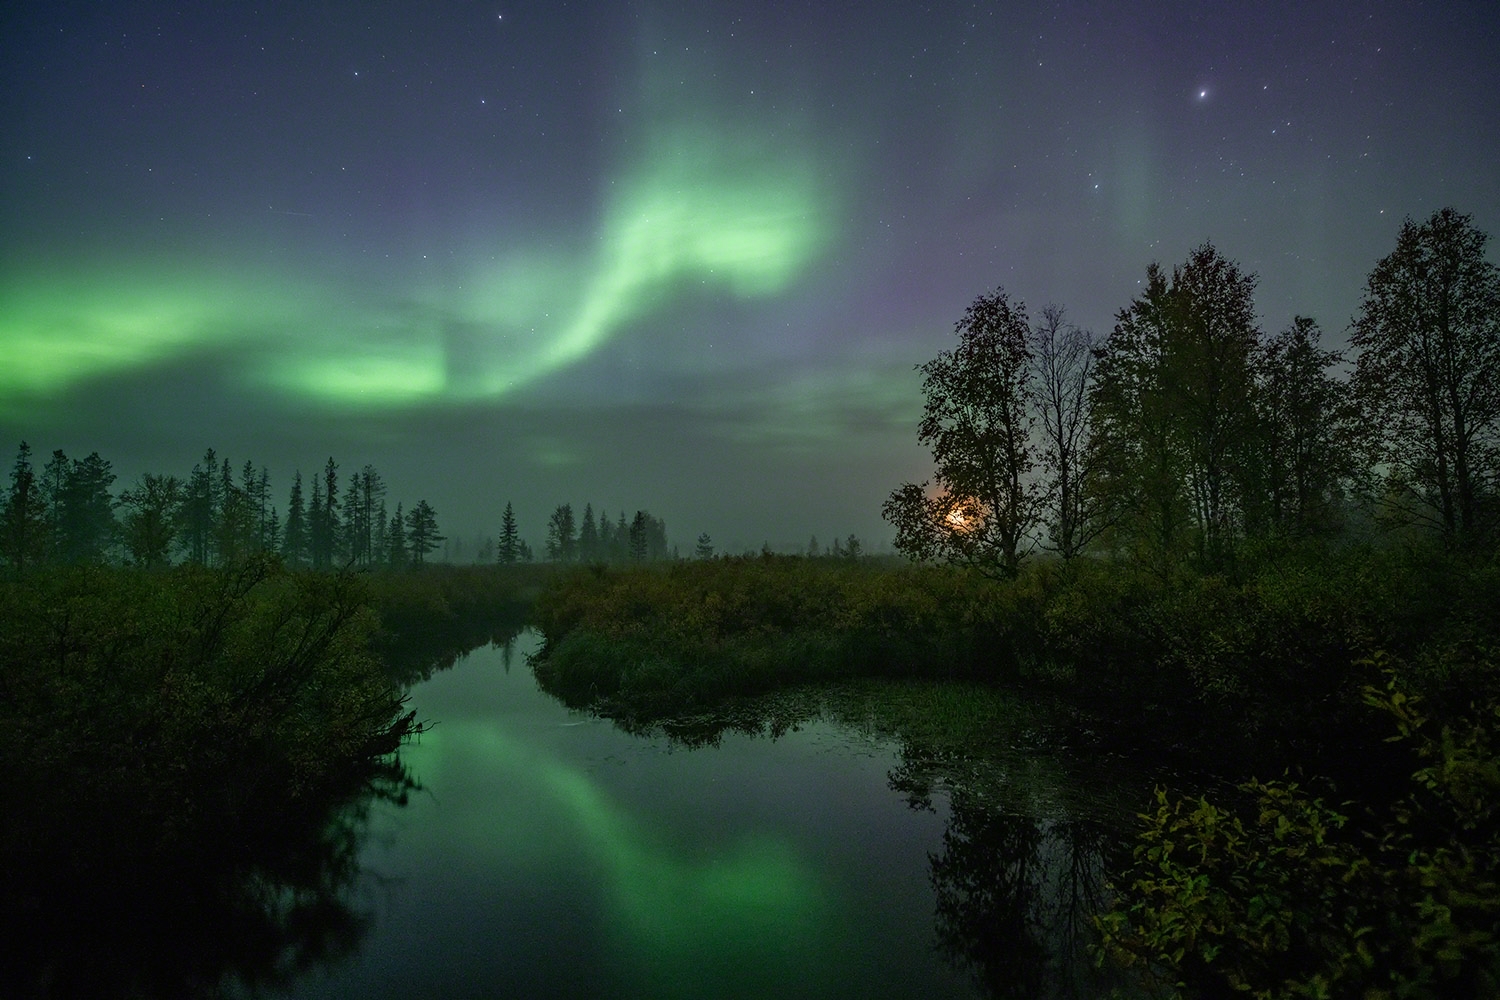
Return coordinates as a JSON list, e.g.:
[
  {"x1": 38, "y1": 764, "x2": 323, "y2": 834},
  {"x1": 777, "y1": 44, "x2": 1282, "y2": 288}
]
[
  {"x1": 529, "y1": 546, "x2": 1496, "y2": 782},
  {"x1": 527, "y1": 547, "x2": 1500, "y2": 997},
  {"x1": 0, "y1": 559, "x2": 539, "y2": 996}
]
